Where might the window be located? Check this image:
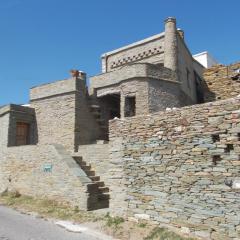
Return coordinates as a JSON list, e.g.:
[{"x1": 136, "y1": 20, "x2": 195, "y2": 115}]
[
  {"x1": 124, "y1": 96, "x2": 136, "y2": 117},
  {"x1": 16, "y1": 122, "x2": 30, "y2": 146}
]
